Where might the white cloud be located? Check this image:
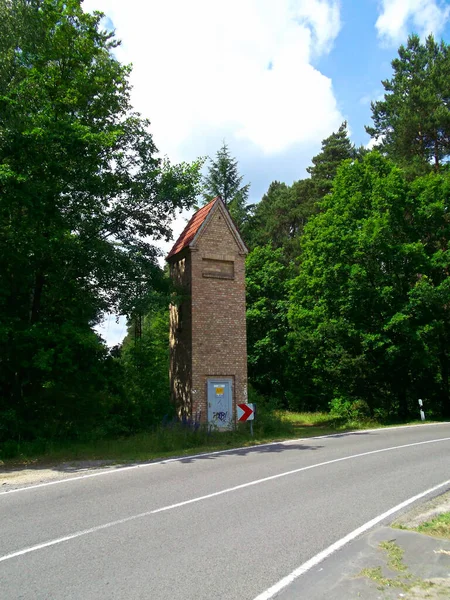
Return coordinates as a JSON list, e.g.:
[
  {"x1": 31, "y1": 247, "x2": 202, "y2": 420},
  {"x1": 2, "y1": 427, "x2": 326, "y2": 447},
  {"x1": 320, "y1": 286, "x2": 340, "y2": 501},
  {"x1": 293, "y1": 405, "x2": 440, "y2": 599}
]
[
  {"x1": 83, "y1": 0, "x2": 343, "y2": 156},
  {"x1": 83, "y1": 0, "x2": 344, "y2": 345},
  {"x1": 366, "y1": 137, "x2": 379, "y2": 150},
  {"x1": 291, "y1": 0, "x2": 341, "y2": 55},
  {"x1": 158, "y1": 208, "x2": 194, "y2": 263},
  {"x1": 376, "y1": 0, "x2": 450, "y2": 45}
]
